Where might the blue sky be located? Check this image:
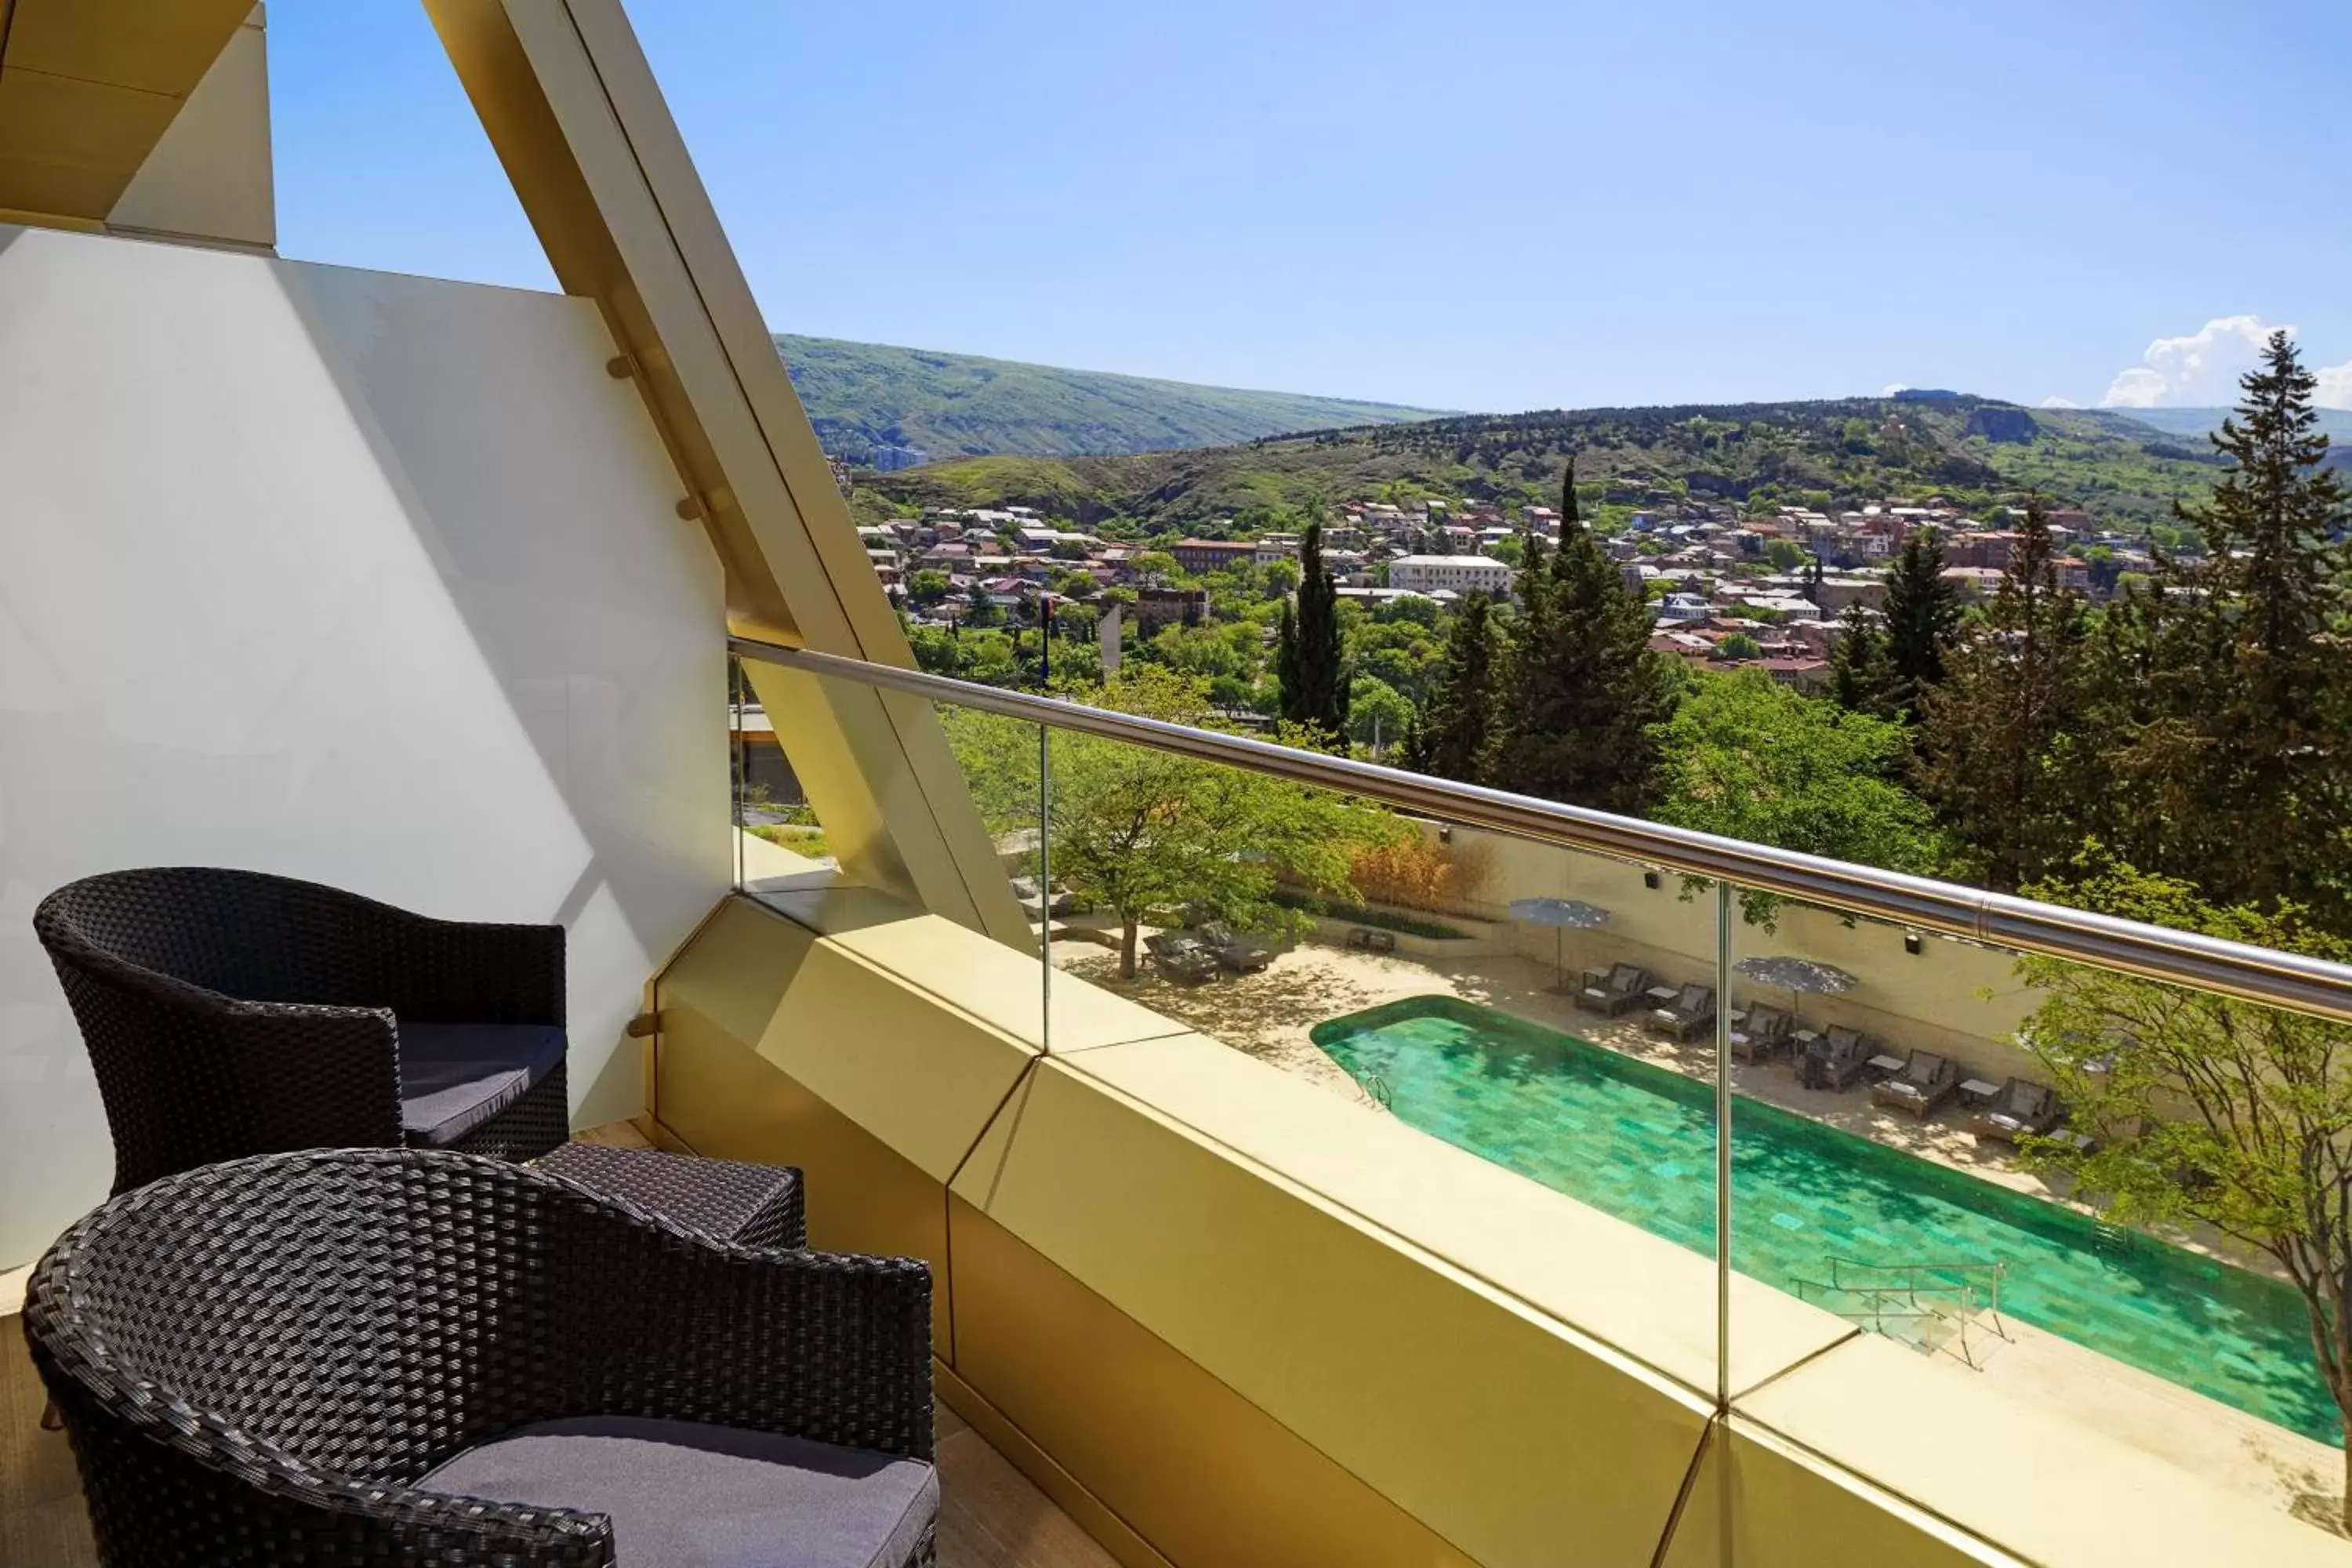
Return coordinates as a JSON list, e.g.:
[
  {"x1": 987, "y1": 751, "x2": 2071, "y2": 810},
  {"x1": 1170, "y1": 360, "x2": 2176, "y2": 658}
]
[{"x1": 267, "y1": 1, "x2": 2352, "y2": 415}]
